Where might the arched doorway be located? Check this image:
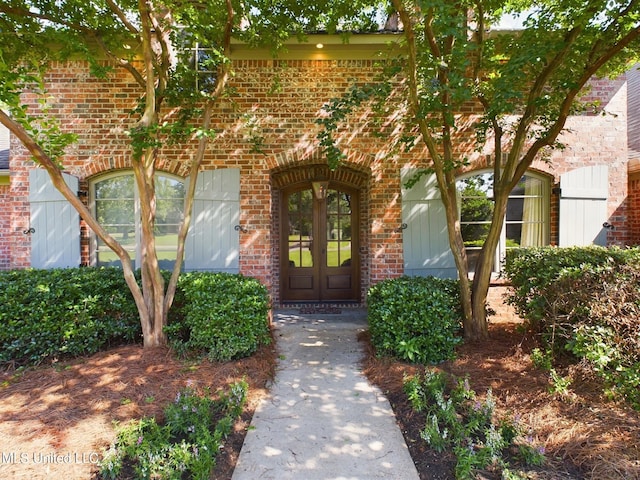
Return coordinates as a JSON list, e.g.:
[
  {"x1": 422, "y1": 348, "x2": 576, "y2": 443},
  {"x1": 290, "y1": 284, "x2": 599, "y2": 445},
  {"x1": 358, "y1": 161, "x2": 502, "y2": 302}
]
[
  {"x1": 281, "y1": 182, "x2": 359, "y2": 302},
  {"x1": 271, "y1": 163, "x2": 369, "y2": 303}
]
